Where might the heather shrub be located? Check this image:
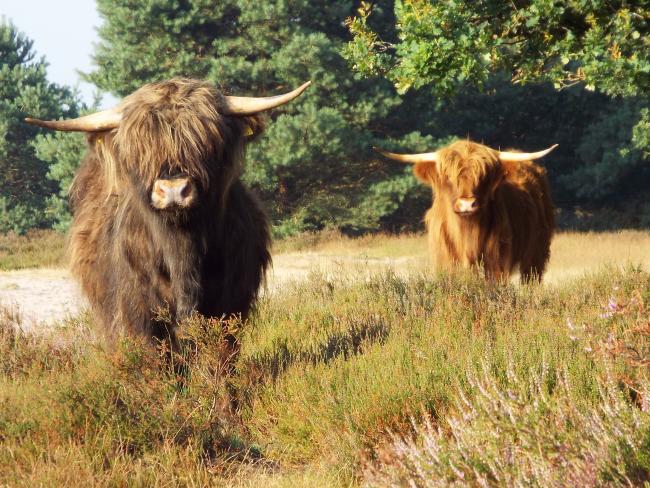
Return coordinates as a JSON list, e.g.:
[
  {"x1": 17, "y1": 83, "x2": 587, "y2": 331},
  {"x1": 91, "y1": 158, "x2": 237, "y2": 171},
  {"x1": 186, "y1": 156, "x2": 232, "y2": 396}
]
[
  {"x1": 365, "y1": 283, "x2": 650, "y2": 487},
  {"x1": 2, "y1": 257, "x2": 649, "y2": 486}
]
